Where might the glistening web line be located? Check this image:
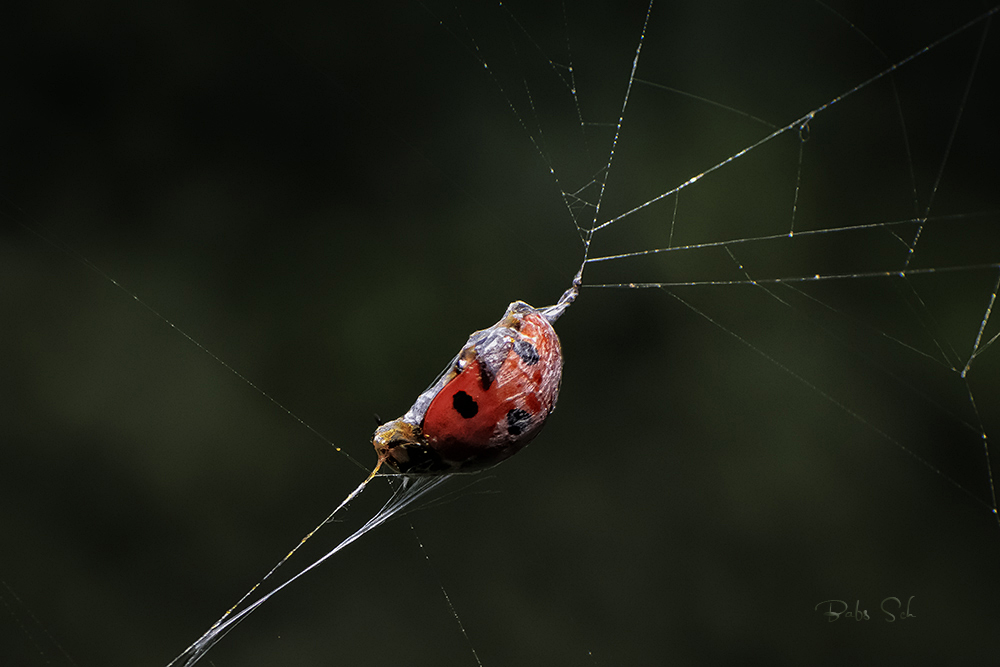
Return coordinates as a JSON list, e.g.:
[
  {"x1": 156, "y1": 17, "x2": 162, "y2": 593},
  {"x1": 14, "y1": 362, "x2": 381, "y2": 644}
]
[
  {"x1": 588, "y1": 4, "x2": 1000, "y2": 236},
  {"x1": 168, "y1": 474, "x2": 452, "y2": 667},
  {"x1": 656, "y1": 285, "x2": 998, "y2": 515},
  {"x1": 4, "y1": 205, "x2": 368, "y2": 473},
  {"x1": 587, "y1": 263, "x2": 1000, "y2": 288}
]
